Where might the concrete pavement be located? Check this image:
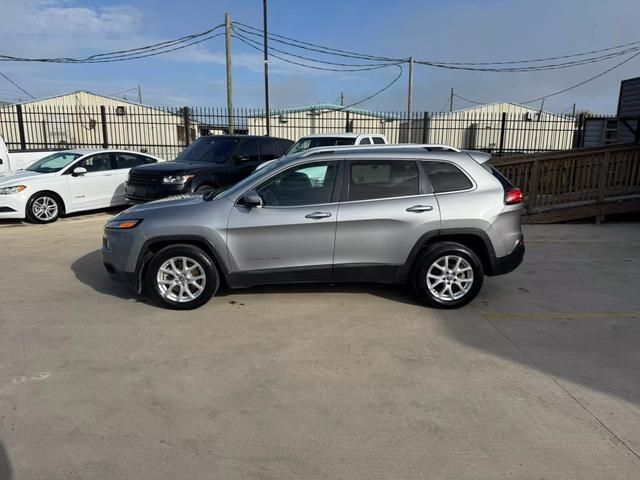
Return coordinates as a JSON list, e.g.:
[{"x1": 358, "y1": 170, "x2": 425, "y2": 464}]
[{"x1": 0, "y1": 215, "x2": 639, "y2": 479}]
